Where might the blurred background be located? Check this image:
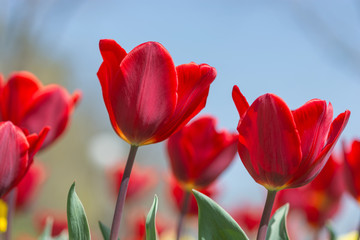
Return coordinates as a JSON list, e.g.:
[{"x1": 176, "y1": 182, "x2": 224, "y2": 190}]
[{"x1": 1, "y1": 0, "x2": 360, "y2": 239}]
